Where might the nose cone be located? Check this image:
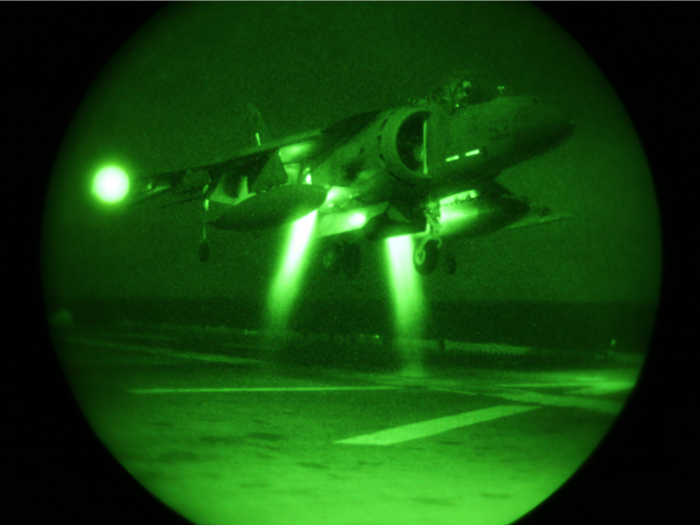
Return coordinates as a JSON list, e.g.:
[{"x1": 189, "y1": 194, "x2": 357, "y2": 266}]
[{"x1": 513, "y1": 102, "x2": 575, "y2": 154}]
